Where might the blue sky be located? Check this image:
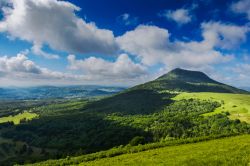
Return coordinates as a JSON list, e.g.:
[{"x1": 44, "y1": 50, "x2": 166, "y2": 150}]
[{"x1": 0, "y1": 0, "x2": 249, "y2": 87}]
